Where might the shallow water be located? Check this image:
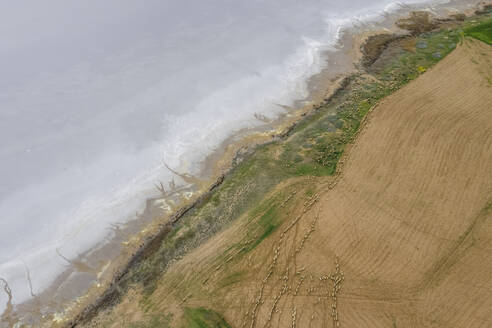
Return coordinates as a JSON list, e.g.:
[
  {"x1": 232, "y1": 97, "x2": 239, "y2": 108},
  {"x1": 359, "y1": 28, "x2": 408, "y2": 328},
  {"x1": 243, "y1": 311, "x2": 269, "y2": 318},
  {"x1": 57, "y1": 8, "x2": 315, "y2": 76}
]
[{"x1": 0, "y1": 0, "x2": 450, "y2": 316}]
